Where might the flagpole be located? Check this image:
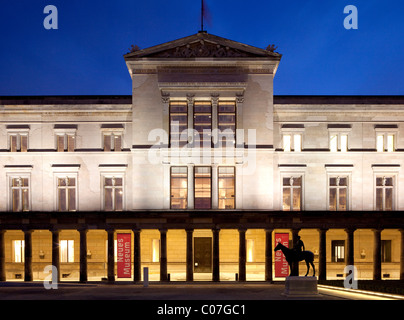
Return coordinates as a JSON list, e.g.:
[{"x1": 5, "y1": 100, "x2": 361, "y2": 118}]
[{"x1": 201, "y1": 0, "x2": 204, "y2": 31}]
